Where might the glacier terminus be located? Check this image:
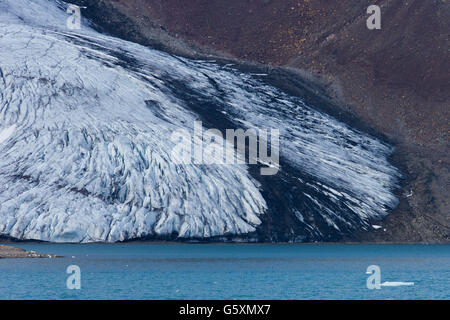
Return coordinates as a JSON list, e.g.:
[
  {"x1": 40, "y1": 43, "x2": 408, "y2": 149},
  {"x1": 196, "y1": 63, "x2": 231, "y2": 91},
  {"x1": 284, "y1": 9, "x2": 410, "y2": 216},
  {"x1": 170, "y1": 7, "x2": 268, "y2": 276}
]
[{"x1": 0, "y1": 0, "x2": 401, "y2": 243}]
